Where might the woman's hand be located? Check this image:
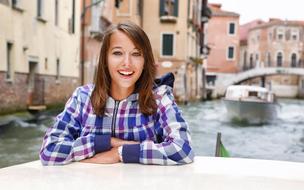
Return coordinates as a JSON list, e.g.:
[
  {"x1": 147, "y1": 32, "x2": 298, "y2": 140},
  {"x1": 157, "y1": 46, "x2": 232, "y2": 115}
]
[
  {"x1": 80, "y1": 147, "x2": 120, "y2": 164},
  {"x1": 111, "y1": 137, "x2": 139, "y2": 147}
]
